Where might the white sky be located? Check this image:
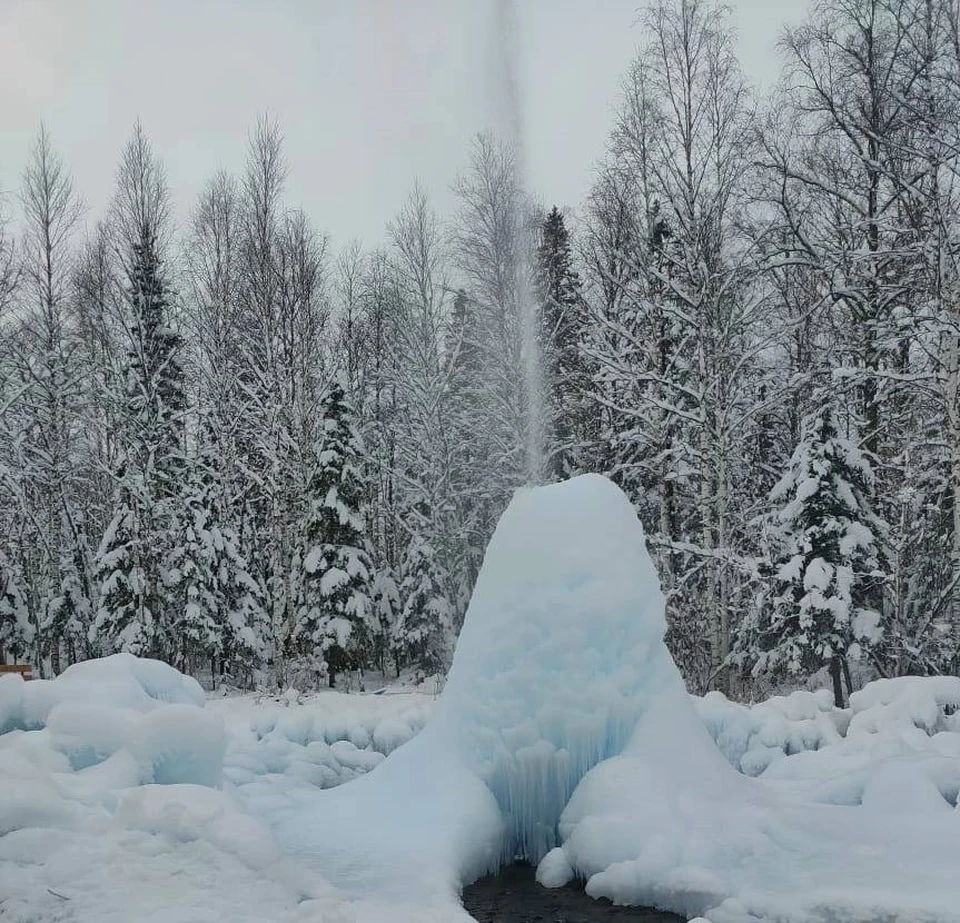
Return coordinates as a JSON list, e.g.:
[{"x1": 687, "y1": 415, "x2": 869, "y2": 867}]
[{"x1": 0, "y1": 0, "x2": 810, "y2": 246}]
